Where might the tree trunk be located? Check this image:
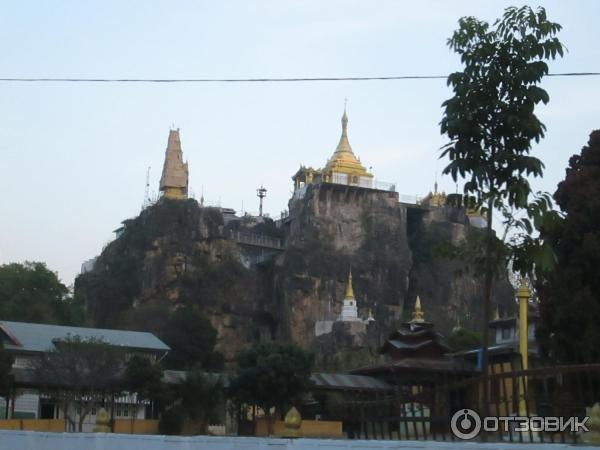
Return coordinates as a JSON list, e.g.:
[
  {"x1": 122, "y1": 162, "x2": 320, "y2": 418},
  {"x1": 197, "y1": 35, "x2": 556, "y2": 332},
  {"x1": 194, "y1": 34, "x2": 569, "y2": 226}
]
[
  {"x1": 78, "y1": 413, "x2": 85, "y2": 432},
  {"x1": 266, "y1": 408, "x2": 274, "y2": 436},
  {"x1": 110, "y1": 393, "x2": 115, "y2": 433},
  {"x1": 10, "y1": 389, "x2": 16, "y2": 419},
  {"x1": 65, "y1": 400, "x2": 76, "y2": 432}
]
